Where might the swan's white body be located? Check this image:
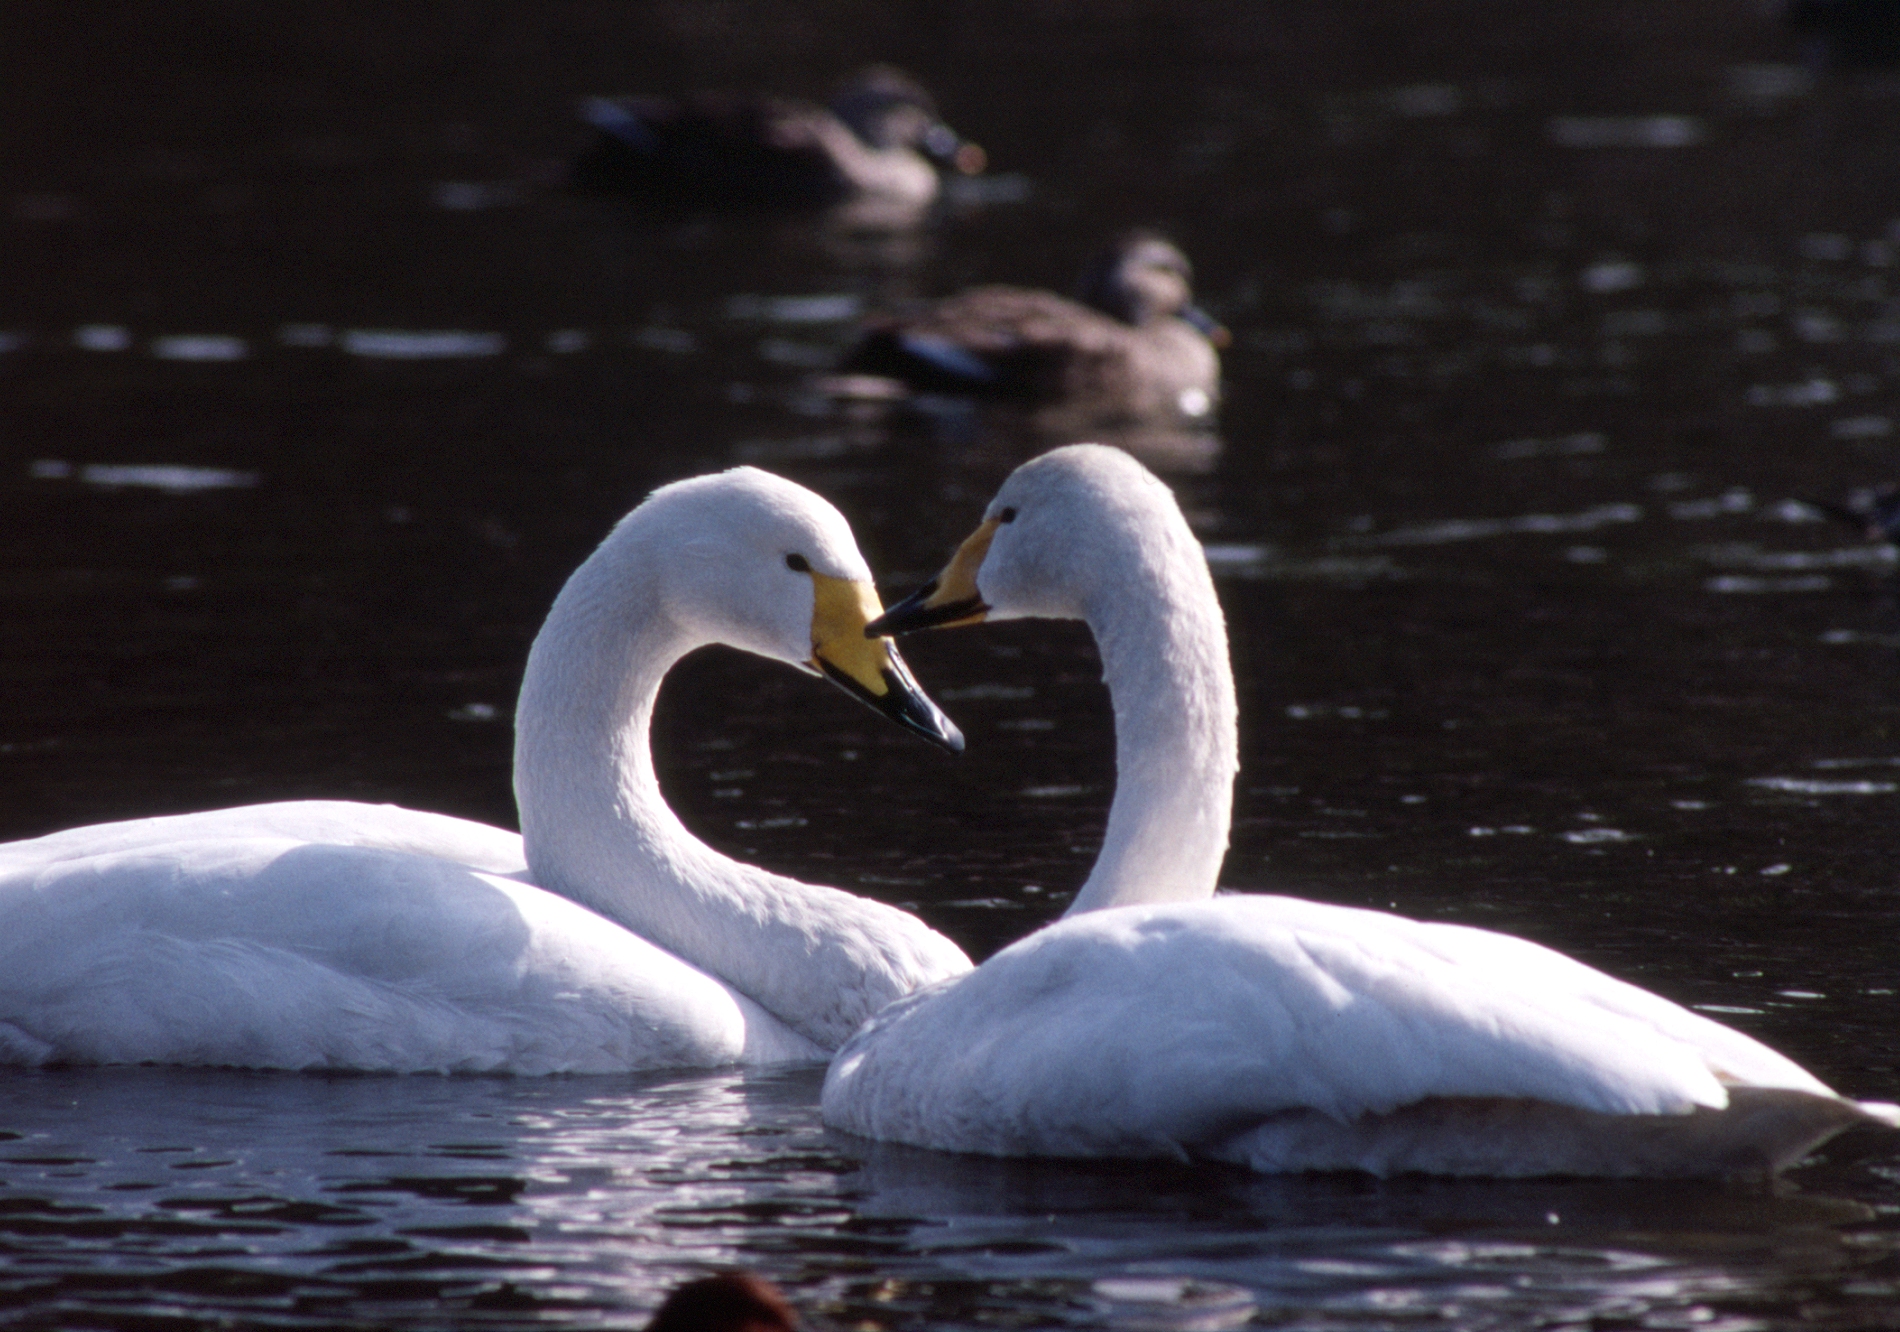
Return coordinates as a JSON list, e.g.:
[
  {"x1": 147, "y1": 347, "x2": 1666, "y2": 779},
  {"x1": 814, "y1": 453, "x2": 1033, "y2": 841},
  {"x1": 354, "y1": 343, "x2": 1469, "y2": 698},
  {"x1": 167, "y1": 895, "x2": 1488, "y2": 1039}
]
[
  {"x1": 0, "y1": 470, "x2": 970, "y2": 1073},
  {"x1": 822, "y1": 445, "x2": 1897, "y2": 1176}
]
